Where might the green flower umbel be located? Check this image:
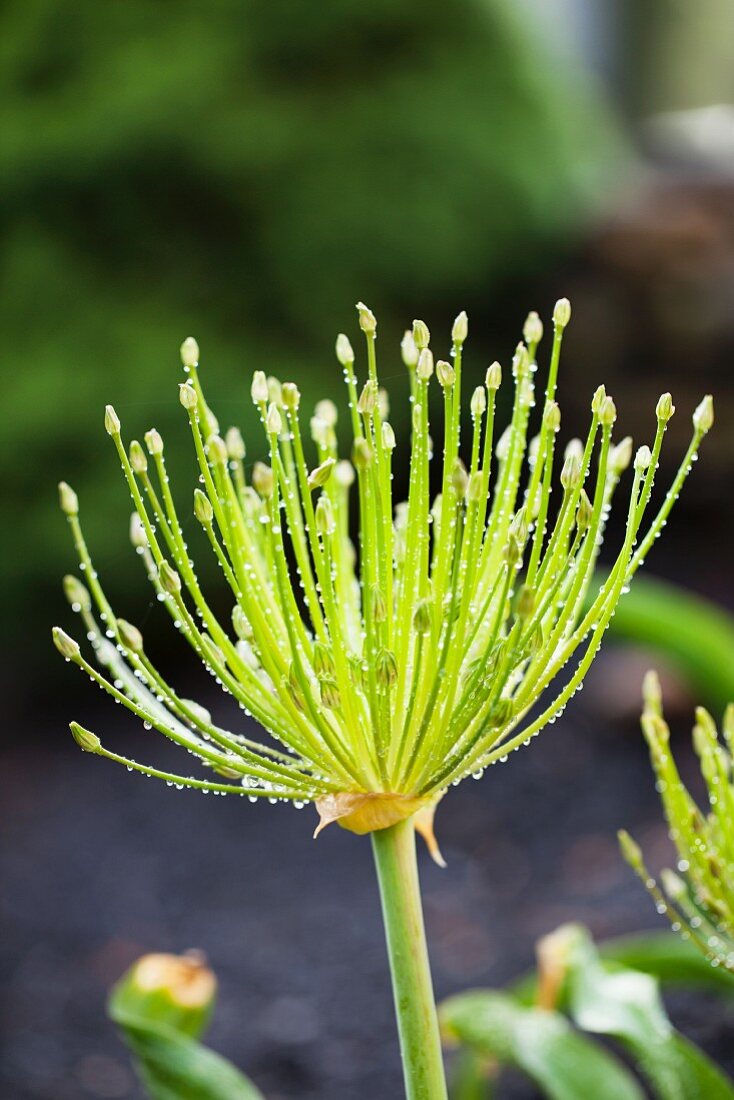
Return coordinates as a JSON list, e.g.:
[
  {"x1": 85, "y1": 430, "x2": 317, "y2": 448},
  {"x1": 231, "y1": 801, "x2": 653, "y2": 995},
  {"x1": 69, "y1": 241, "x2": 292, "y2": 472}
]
[
  {"x1": 54, "y1": 301, "x2": 712, "y2": 842},
  {"x1": 620, "y1": 674, "x2": 734, "y2": 973}
]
